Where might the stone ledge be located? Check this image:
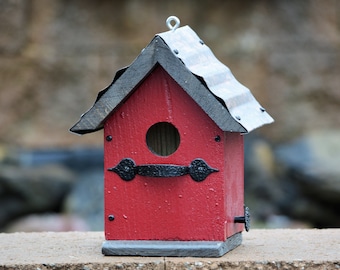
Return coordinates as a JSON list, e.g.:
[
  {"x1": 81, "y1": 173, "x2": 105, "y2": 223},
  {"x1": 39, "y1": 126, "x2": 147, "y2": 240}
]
[{"x1": 0, "y1": 229, "x2": 339, "y2": 269}]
